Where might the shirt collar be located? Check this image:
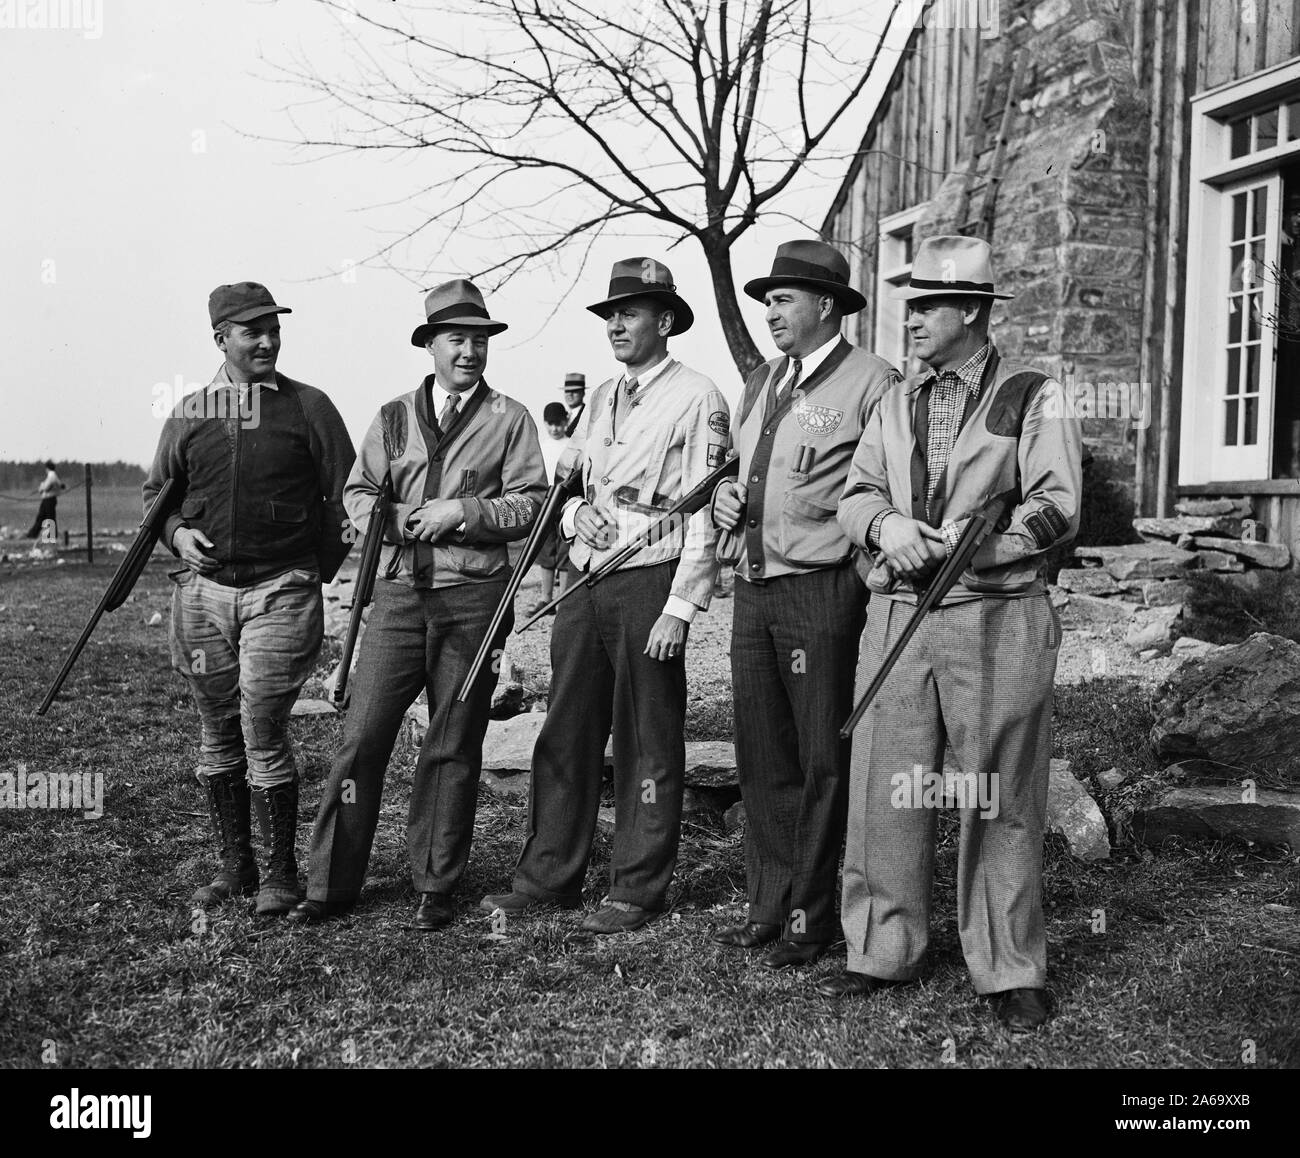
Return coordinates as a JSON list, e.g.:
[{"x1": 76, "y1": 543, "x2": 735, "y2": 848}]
[
  {"x1": 208, "y1": 363, "x2": 279, "y2": 392},
  {"x1": 621, "y1": 355, "x2": 674, "y2": 391},
  {"x1": 925, "y1": 342, "x2": 991, "y2": 397},
  {"x1": 431, "y1": 377, "x2": 481, "y2": 412},
  {"x1": 783, "y1": 333, "x2": 841, "y2": 383}
]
